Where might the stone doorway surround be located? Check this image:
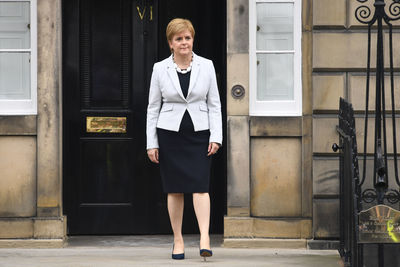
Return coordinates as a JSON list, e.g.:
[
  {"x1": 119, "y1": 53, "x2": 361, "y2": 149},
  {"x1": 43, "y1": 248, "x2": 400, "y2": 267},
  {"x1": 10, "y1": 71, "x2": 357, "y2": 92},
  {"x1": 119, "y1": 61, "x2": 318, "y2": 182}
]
[{"x1": 0, "y1": 0, "x2": 316, "y2": 248}]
